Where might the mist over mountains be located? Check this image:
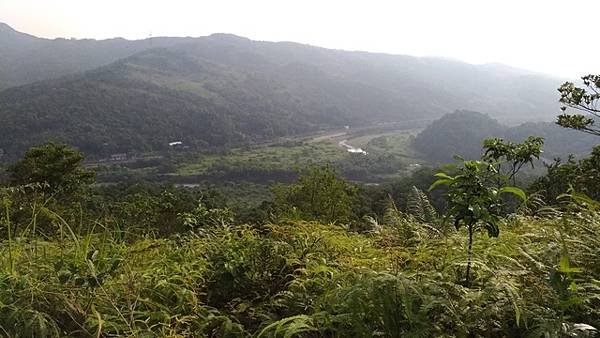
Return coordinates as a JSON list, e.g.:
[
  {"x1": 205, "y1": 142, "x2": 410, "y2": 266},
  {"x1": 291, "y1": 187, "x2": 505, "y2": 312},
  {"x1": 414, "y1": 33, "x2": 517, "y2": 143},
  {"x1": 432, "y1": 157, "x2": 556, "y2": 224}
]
[
  {"x1": 0, "y1": 22, "x2": 564, "y2": 157},
  {"x1": 0, "y1": 22, "x2": 196, "y2": 90}
]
